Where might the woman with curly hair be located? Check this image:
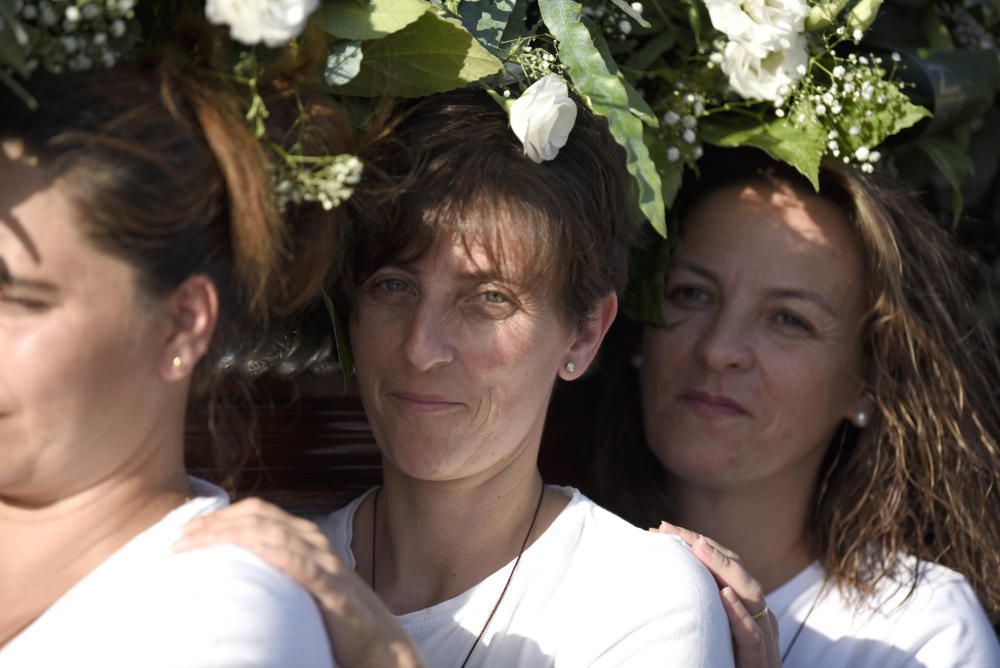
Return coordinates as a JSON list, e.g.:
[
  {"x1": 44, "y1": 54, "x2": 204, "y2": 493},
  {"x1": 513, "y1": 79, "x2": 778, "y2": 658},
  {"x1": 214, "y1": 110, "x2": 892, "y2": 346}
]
[{"x1": 588, "y1": 147, "x2": 1000, "y2": 667}]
